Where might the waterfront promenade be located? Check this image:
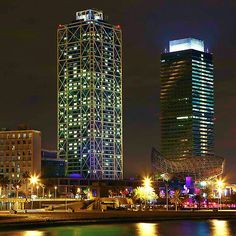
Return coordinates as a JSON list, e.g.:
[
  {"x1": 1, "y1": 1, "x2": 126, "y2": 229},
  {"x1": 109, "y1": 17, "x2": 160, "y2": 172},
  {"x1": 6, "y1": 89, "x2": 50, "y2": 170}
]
[{"x1": 1, "y1": 210, "x2": 236, "y2": 230}]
